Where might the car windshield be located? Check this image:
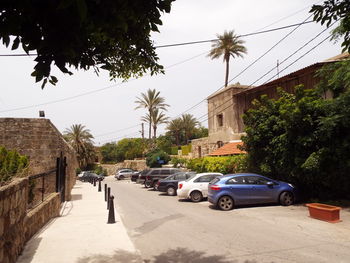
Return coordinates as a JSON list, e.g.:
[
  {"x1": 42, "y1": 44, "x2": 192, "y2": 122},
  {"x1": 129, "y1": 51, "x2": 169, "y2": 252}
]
[{"x1": 141, "y1": 169, "x2": 150, "y2": 175}]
